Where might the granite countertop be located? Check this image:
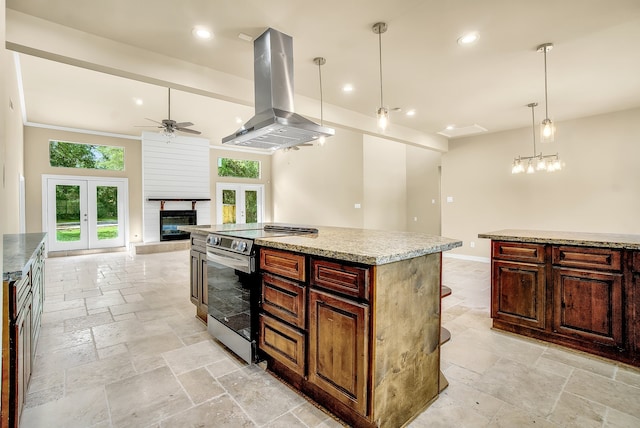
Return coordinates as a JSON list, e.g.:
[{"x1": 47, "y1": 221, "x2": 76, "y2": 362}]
[
  {"x1": 256, "y1": 227, "x2": 461, "y2": 265},
  {"x1": 181, "y1": 223, "x2": 462, "y2": 265},
  {"x1": 478, "y1": 229, "x2": 640, "y2": 250},
  {"x1": 3, "y1": 233, "x2": 47, "y2": 282}
]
